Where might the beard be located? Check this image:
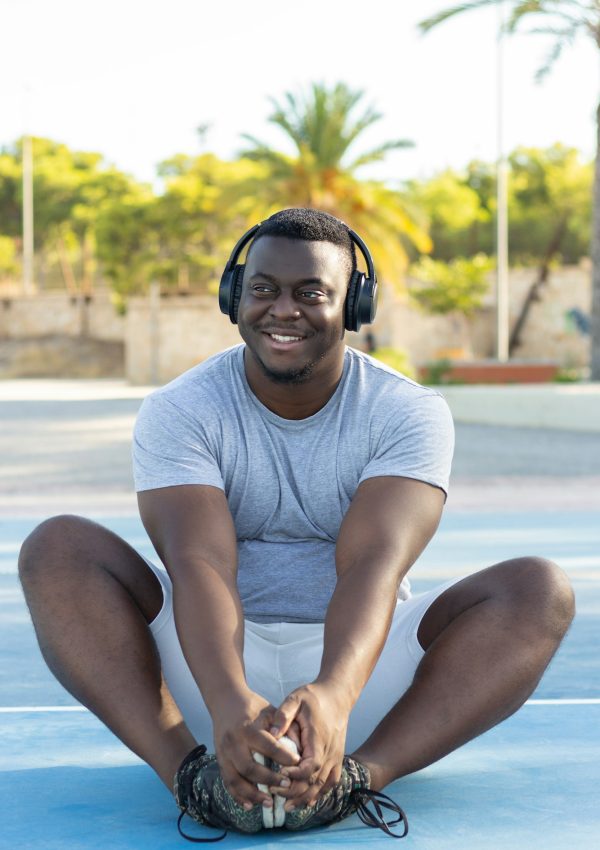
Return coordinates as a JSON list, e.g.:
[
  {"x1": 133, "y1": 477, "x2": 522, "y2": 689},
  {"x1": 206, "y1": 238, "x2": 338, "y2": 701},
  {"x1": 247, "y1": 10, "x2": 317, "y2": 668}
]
[
  {"x1": 246, "y1": 325, "x2": 344, "y2": 386},
  {"x1": 239, "y1": 315, "x2": 345, "y2": 386},
  {"x1": 254, "y1": 355, "x2": 319, "y2": 385}
]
